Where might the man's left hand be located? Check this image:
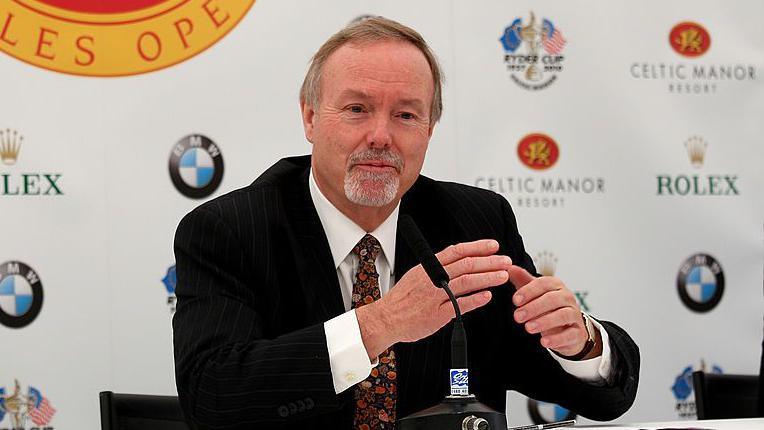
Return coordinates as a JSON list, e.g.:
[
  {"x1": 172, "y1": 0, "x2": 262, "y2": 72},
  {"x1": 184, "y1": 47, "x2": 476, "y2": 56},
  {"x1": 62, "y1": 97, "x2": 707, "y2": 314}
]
[{"x1": 508, "y1": 266, "x2": 602, "y2": 359}]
